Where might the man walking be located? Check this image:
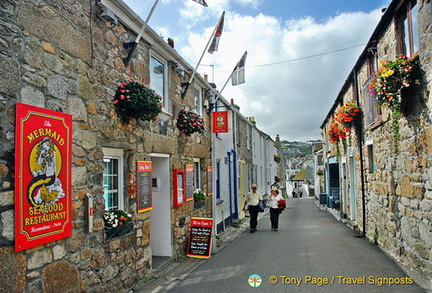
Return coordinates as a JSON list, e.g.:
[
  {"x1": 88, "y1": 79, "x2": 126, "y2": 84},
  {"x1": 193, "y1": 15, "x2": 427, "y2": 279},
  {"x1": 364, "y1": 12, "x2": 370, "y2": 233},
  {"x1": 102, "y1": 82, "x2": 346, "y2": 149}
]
[{"x1": 243, "y1": 184, "x2": 263, "y2": 233}]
